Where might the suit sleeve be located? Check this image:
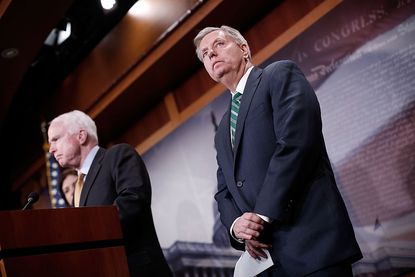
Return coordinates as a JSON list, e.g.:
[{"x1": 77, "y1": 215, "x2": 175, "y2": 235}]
[
  {"x1": 254, "y1": 61, "x2": 322, "y2": 222},
  {"x1": 214, "y1": 158, "x2": 245, "y2": 251},
  {"x1": 109, "y1": 144, "x2": 152, "y2": 234}
]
